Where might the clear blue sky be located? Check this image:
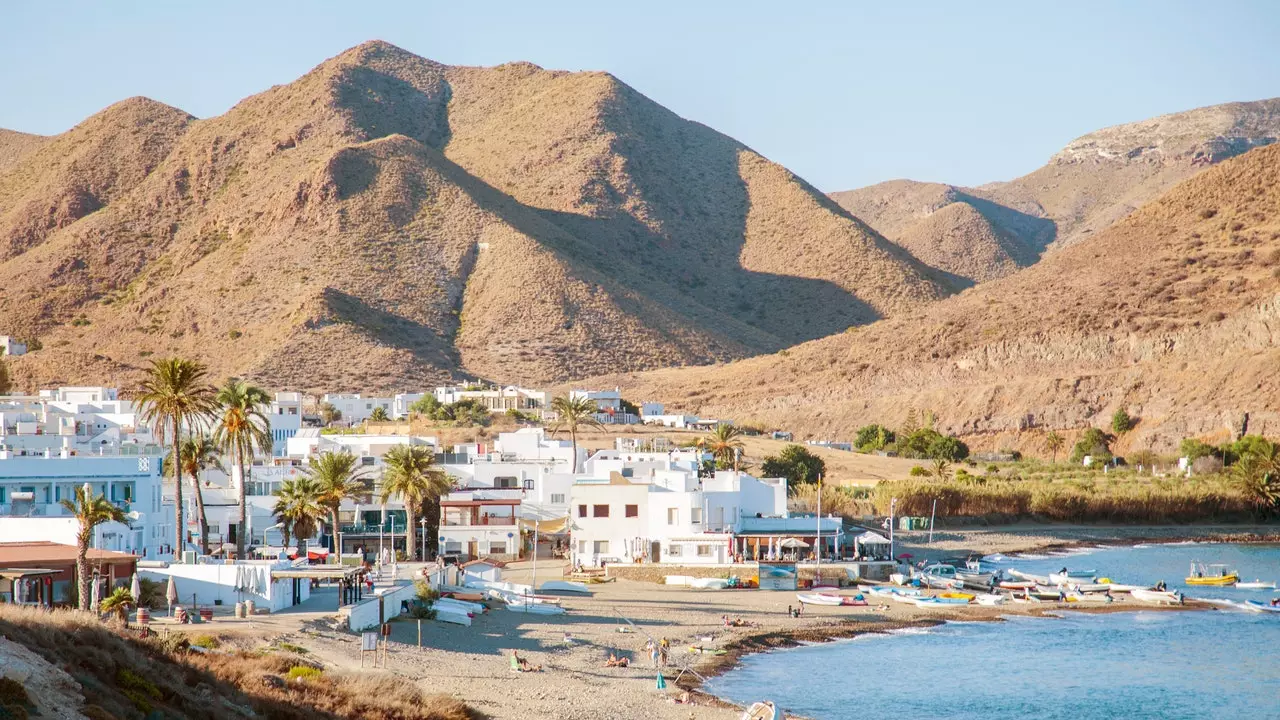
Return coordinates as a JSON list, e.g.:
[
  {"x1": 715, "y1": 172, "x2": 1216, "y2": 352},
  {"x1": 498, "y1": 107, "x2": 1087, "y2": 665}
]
[{"x1": 3, "y1": 1, "x2": 1279, "y2": 190}]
